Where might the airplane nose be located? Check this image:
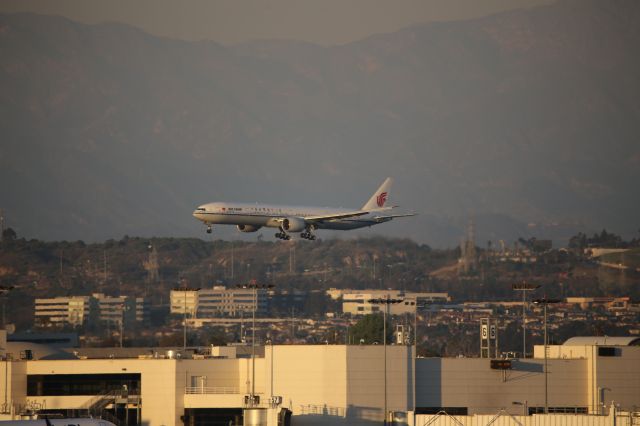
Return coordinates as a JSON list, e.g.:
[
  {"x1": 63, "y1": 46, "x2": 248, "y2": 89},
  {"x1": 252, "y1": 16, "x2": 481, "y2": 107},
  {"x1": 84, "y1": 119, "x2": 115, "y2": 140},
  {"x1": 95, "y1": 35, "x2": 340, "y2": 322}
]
[{"x1": 193, "y1": 208, "x2": 206, "y2": 220}]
